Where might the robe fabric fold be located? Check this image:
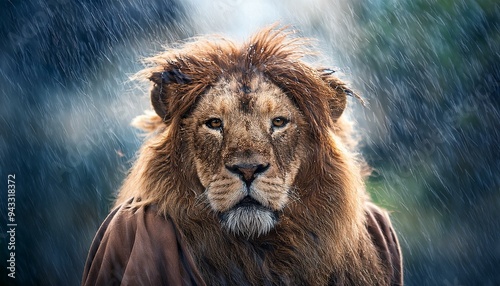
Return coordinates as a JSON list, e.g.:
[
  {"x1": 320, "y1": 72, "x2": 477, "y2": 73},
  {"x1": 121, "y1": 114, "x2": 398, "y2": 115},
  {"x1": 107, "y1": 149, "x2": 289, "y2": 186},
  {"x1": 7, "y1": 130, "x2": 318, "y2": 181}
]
[{"x1": 82, "y1": 202, "x2": 402, "y2": 285}]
